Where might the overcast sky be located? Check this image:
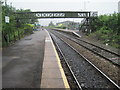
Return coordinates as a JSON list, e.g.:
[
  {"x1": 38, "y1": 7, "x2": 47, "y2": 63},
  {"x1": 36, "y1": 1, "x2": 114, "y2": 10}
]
[{"x1": 5, "y1": 0, "x2": 120, "y2": 26}]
